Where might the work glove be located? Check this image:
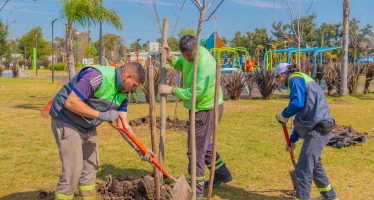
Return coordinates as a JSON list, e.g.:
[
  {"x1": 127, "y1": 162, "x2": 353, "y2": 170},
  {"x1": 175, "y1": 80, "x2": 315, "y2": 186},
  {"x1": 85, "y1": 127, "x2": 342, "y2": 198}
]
[
  {"x1": 286, "y1": 142, "x2": 296, "y2": 153},
  {"x1": 275, "y1": 113, "x2": 289, "y2": 124},
  {"x1": 159, "y1": 84, "x2": 174, "y2": 95},
  {"x1": 98, "y1": 110, "x2": 119, "y2": 123}
]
